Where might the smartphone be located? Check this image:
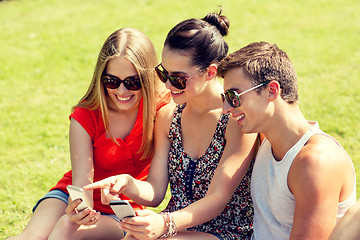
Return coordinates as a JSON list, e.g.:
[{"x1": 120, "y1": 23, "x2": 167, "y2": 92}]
[
  {"x1": 110, "y1": 200, "x2": 136, "y2": 220},
  {"x1": 66, "y1": 185, "x2": 91, "y2": 211}
]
